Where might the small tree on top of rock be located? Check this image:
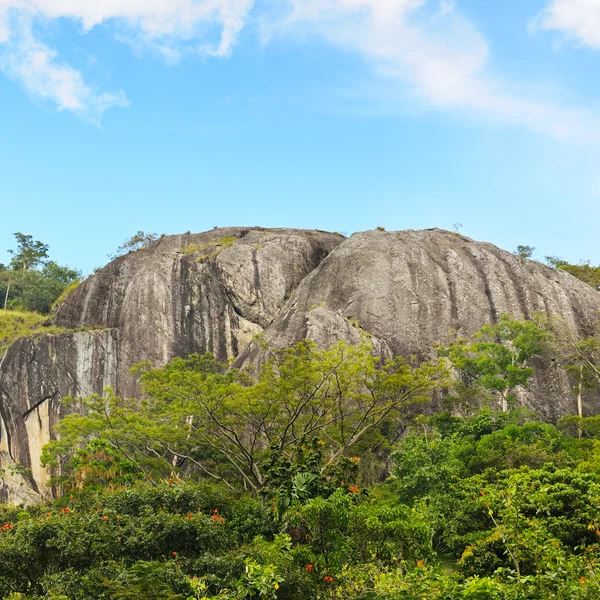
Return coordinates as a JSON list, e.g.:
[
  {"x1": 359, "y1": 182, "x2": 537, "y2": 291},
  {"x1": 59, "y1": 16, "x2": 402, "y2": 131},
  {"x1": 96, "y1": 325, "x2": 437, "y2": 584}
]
[
  {"x1": 515, "y1": 245, "x2": 535, "y2": 259},
  {"x1": 113, "y1": 231, "x2": 158, "y2": 258}
]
